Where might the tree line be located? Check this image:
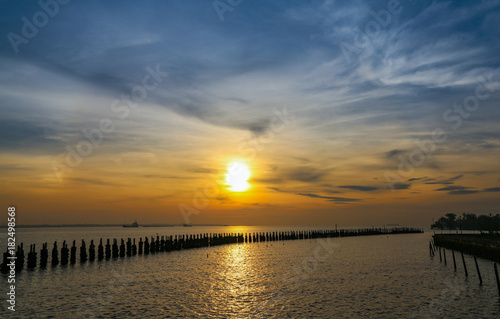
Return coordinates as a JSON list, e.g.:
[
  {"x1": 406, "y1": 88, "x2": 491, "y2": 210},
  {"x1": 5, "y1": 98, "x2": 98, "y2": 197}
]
[{"x1": 431, "y1": 213, "x2": 500, "y2": 233}]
